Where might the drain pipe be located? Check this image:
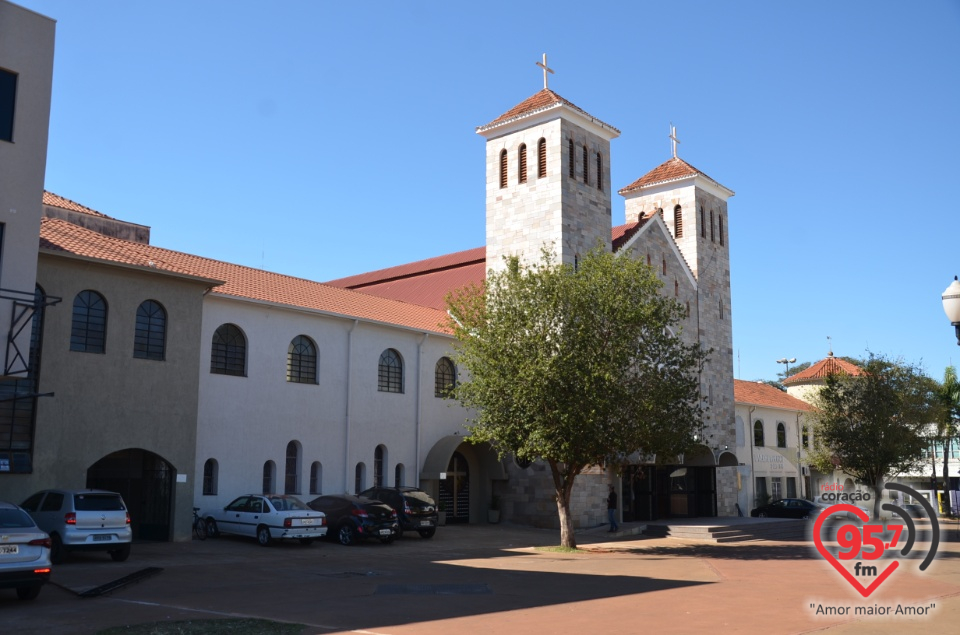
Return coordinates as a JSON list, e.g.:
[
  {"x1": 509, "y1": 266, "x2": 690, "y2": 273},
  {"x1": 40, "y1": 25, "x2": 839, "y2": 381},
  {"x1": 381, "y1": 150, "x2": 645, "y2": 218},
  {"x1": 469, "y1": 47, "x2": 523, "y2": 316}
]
[{"x1": 344, "y1": 319, "x2": 358, "y2": 492}]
